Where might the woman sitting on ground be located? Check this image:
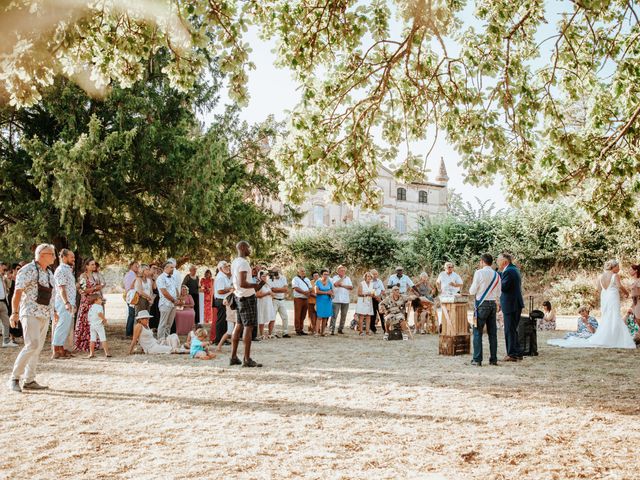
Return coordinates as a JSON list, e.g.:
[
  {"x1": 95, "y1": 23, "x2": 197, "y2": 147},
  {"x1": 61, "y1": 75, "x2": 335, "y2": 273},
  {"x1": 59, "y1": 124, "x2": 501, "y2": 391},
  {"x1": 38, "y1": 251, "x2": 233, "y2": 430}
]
[
  {"x1": 128, "y1": 310, "x2": 186, "y2": 354},
  {"x1": 538, "y1": 301, "x2": 556, "y2": 331},
  {"x1": 564, "y1": 306, "x2": 598, "y2": 339}
]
